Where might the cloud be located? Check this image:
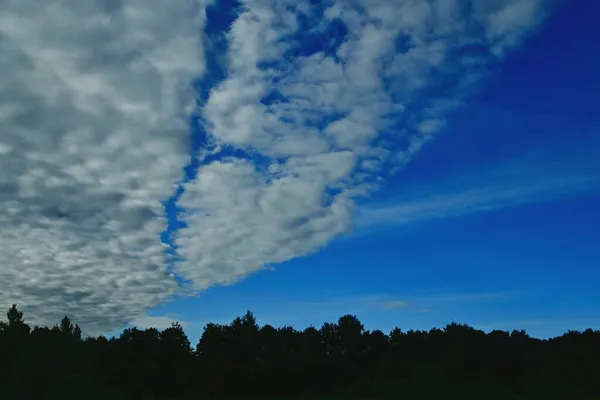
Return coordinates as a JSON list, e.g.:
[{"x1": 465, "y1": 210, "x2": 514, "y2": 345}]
[
  {"x1": 0, "y1": 0, "x2": 206, "y2": 334},
  {"x1": 377, "y1": 290, "x2": 519, "y2": 312},
  {"x1": 380, "y1": 300, "x2": 413, "y2": 310},
  {"x1": 356, "y1": 169, "x2": 599, "y2": 230},
  {"x1": 1, "y1": 0, "x2": 548, "y2": 334},
  {"x1": 174, "y1": 0, "x2": 548, "y2": 290},
  {"x1": 412, "y1": 308, "x2": 436, "y2": 314},
  {"x1": 476, "y1": 0, "x2": 548, "y2": 57},
  {"x1": 416, "y1": 291, "x2": 523, "y2": 303}
]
